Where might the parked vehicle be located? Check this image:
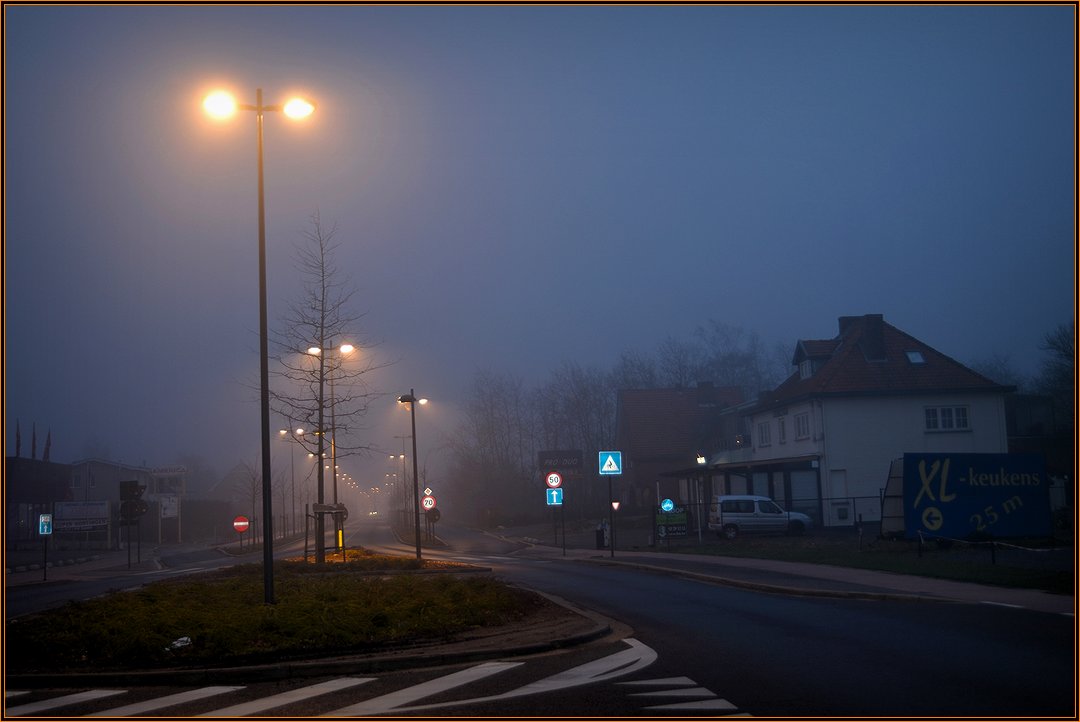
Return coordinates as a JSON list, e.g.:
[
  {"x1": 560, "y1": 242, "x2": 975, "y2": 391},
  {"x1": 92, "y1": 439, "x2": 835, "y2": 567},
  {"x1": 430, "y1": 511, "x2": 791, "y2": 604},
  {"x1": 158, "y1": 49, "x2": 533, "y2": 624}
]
[{"x1": 707, "y1": 495, "x2": 813, "y2": 540}]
